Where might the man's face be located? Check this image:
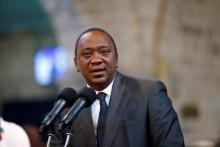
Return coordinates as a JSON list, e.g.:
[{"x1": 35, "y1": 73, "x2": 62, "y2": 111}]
[{"x1": 74, "y1": 31, "x2": 118, "y2": 91}]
